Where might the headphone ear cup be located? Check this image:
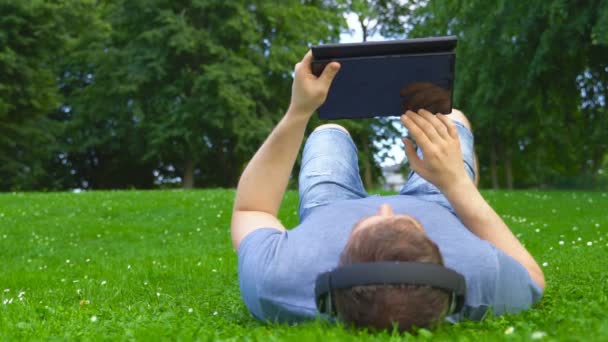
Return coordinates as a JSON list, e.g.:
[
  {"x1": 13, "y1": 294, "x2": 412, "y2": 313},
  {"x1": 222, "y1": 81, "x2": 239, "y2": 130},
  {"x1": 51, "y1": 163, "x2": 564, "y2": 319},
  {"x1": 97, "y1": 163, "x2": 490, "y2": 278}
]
[
  {"x1": 447, "y1": 292, "x2": 456, "y2": 315},
  {"x1": 326, "y1": 291, "x2": 335, "y2": 316},
  {"x1": 315, "y1": 271, "x2": 334, "y2": 314}
]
